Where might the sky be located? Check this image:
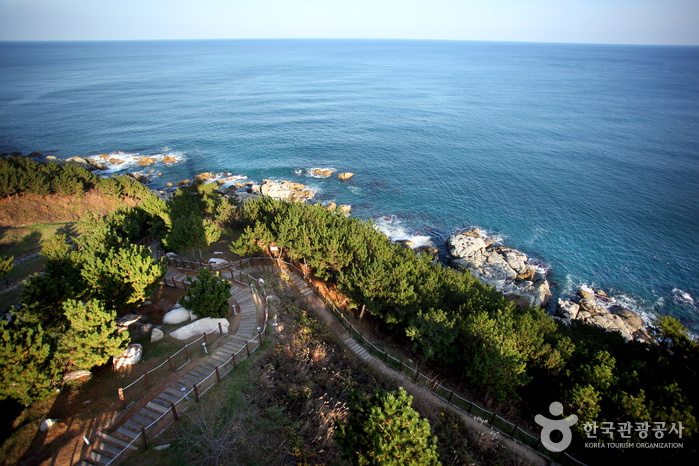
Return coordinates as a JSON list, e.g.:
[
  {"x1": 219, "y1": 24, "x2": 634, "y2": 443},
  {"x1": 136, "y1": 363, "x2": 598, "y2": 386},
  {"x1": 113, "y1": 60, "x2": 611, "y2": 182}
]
[{"x1": 0, "y1": 0, "x2": 698, "y2": 45}]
